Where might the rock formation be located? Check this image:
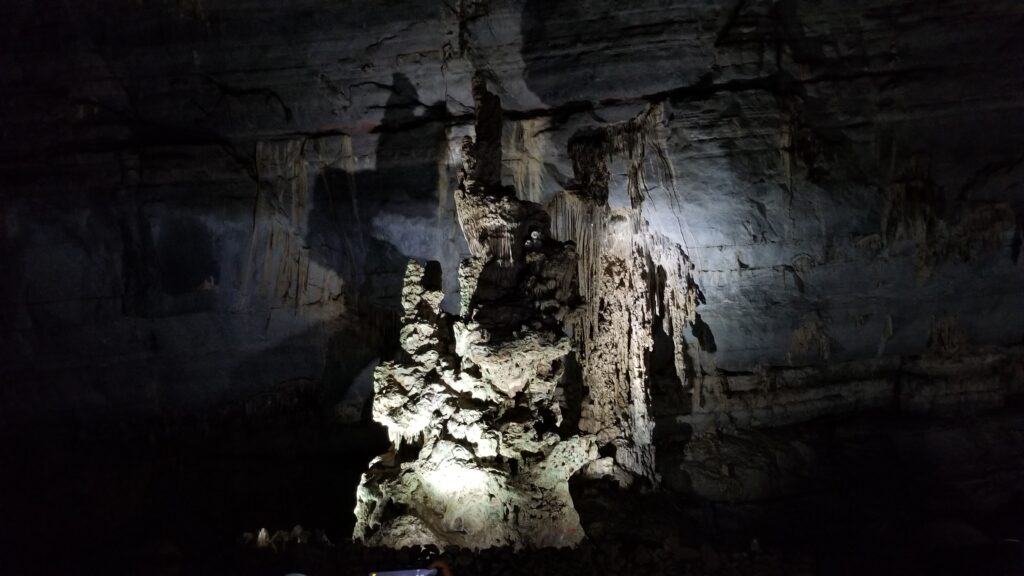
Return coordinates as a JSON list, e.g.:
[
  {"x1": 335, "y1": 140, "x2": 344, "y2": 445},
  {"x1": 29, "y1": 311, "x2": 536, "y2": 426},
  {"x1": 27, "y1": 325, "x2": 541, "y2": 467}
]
[
  {"x1": 4, "y1": 0, "x2": 1024, "y2": 569},
  {"x1": 6, "y1": 0, "x2": 1022, "y2": 455},
  {"x1": 547, "y1": 109, "x2": 703, "y2": 484},
  {"x1": 354, "y1": 77, "x2": 595, "y2": 549}
]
